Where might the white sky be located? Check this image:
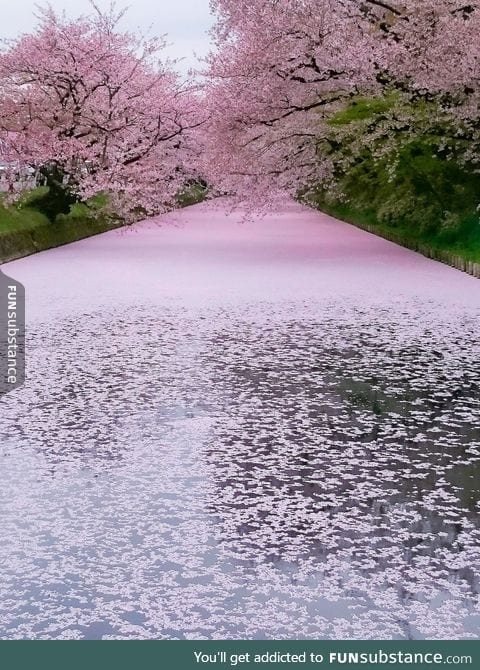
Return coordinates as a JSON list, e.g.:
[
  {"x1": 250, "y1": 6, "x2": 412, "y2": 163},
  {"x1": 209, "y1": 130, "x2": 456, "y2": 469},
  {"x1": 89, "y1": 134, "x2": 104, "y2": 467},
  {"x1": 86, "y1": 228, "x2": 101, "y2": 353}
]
[{"x1": 0, "y1": 0, "x2": 214, "y2": 74}]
